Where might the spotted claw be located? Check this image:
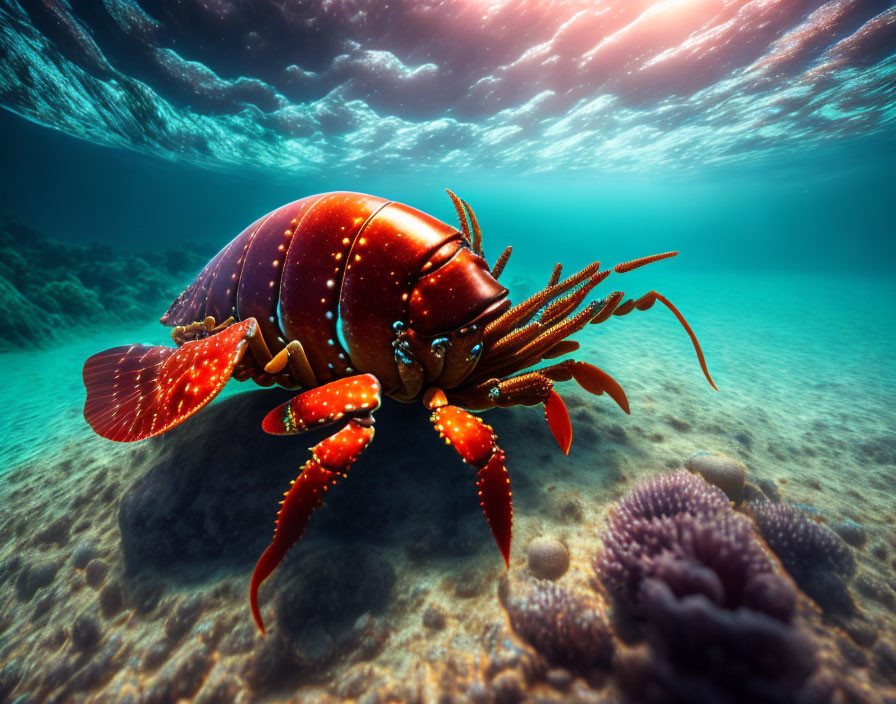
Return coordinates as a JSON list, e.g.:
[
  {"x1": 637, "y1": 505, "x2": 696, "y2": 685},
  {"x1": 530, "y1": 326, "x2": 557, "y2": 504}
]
[{"x1": 262, "y1": 373, "x2": 381, "y2": 434}]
